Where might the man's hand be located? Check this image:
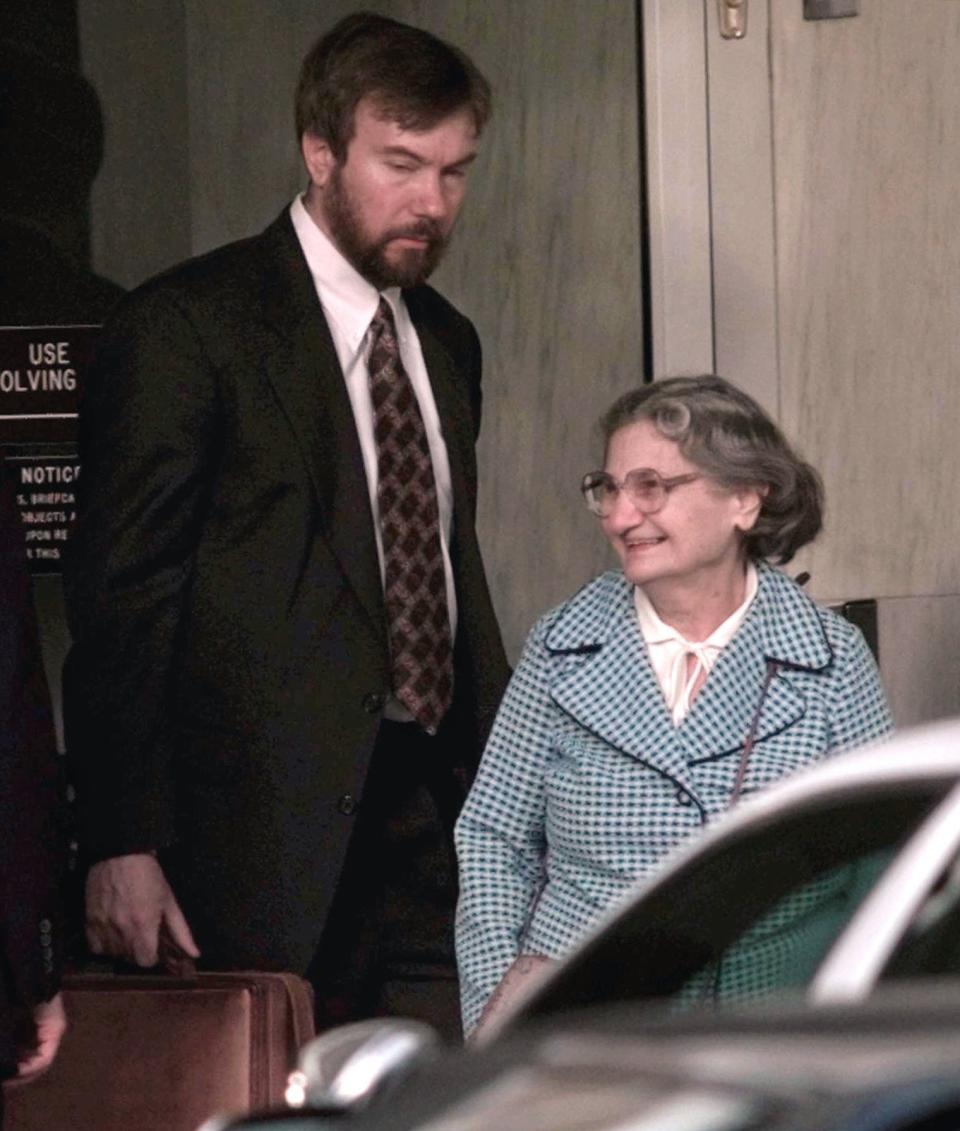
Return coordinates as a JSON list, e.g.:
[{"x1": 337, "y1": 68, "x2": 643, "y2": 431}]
[
  {"x1": 472, "y1": 954, "x2": 555, "y2": 1042},
  {"x1": 85, "y1": 853, "x2": 200, "y2": 969},
  {"x1": 15, "y1": 993, "x2": 67, "y2": 1082}
]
